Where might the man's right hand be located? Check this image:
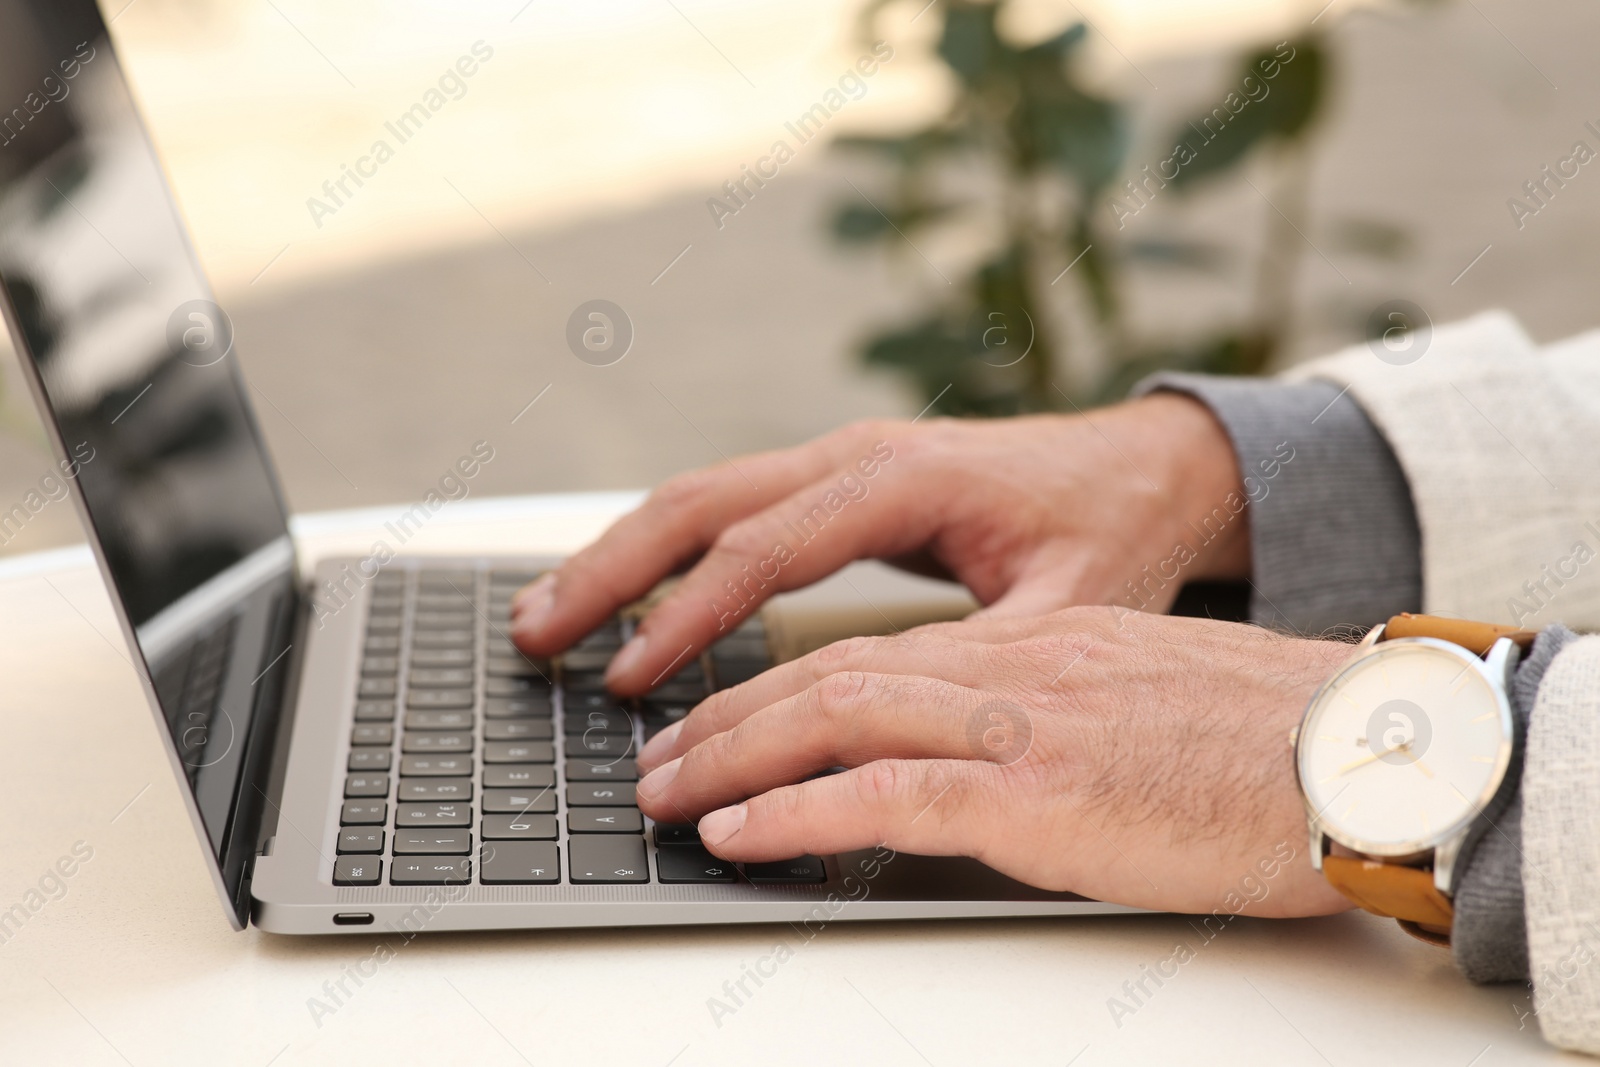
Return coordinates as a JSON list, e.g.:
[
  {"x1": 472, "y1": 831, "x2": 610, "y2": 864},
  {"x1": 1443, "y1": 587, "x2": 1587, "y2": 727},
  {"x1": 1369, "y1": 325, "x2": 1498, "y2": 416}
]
[{"x1": 511, "y1": 393, "x2": 1249, "y2": 694}]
